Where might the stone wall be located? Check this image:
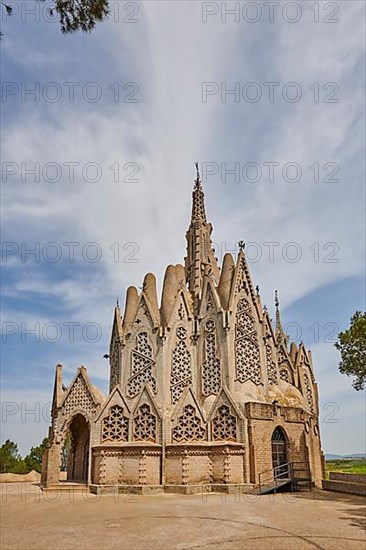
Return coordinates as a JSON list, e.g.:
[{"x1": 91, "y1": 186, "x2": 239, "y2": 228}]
[
  {"x1": 244, "y1": 402, "x2": 320, "y2": 486},
  {"x1": 92, "y1": 446, "x2": 162, "y2": 485}
]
